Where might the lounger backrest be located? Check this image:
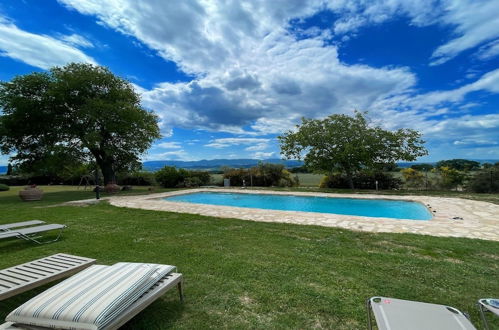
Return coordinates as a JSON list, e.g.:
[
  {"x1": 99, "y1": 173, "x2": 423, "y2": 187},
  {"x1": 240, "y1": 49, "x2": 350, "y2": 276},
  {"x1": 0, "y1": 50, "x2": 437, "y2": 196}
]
[
  {"x1": 0, "y1": 224, "x2": 66, "y2": 239},
  {"x1": 0, "y1": 220, "x2": 45, "y2": 231}
]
